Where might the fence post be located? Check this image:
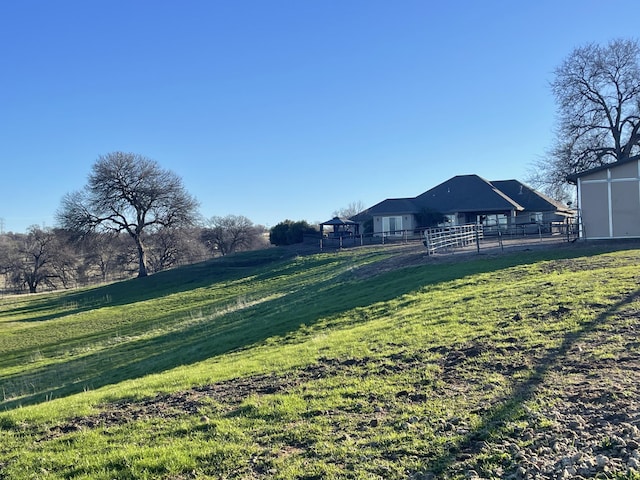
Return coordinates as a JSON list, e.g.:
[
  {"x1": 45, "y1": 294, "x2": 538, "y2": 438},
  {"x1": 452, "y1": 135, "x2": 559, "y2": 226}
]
[{"x1": 475, "y1": 227, "x2": 480, "y2": 254}]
